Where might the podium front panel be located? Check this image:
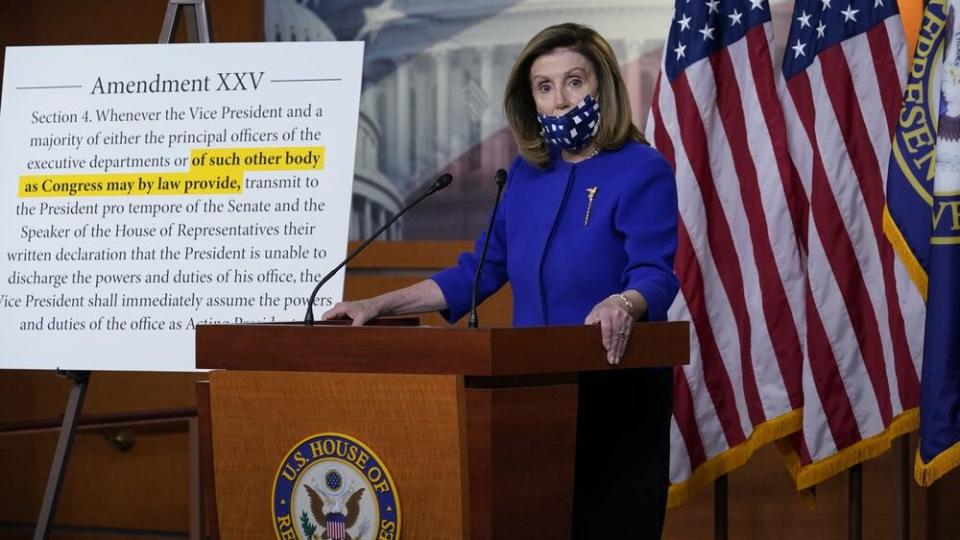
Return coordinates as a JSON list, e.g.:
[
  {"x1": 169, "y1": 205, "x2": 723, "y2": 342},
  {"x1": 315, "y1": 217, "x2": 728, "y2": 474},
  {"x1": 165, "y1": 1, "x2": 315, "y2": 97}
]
[{"x1": 208, "y1": 370, "x2": 468, "y2": 539}]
